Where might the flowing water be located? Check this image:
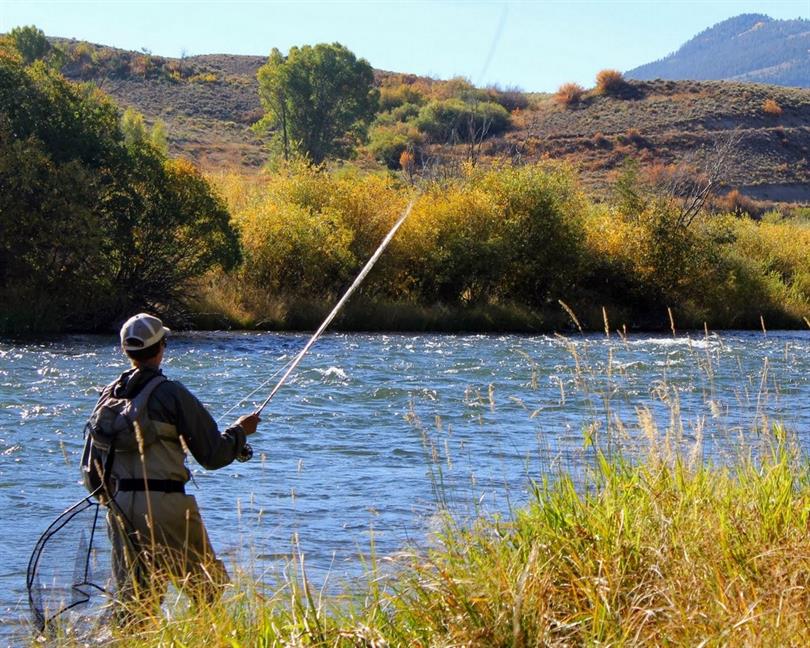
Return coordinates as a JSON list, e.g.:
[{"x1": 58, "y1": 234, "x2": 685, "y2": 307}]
[{"x1": 2, "y1": 330, "x2": 809, "y2": 641}]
